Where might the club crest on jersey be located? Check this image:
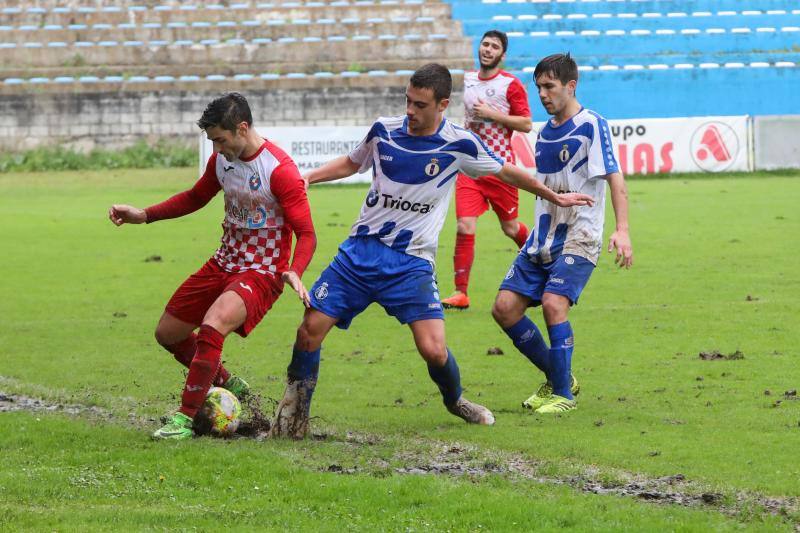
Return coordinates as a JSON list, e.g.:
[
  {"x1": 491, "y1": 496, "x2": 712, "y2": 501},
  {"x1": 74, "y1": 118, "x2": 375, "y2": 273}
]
[
  {"x1": 424, "y1": 158, "x2": 440, "y2": 177},
  {"x1": 486, "y1": 88, "x2": 496, "y2": 97},
  {"x1": 249, "y1": 173, "x2": 262, "y2": 191},
  {"x1": 559, "y1": 144, "x2": 571, "y2": 163},
  {"x1": 314, "y1": 282, "x2": 329, "y2": 300}
]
